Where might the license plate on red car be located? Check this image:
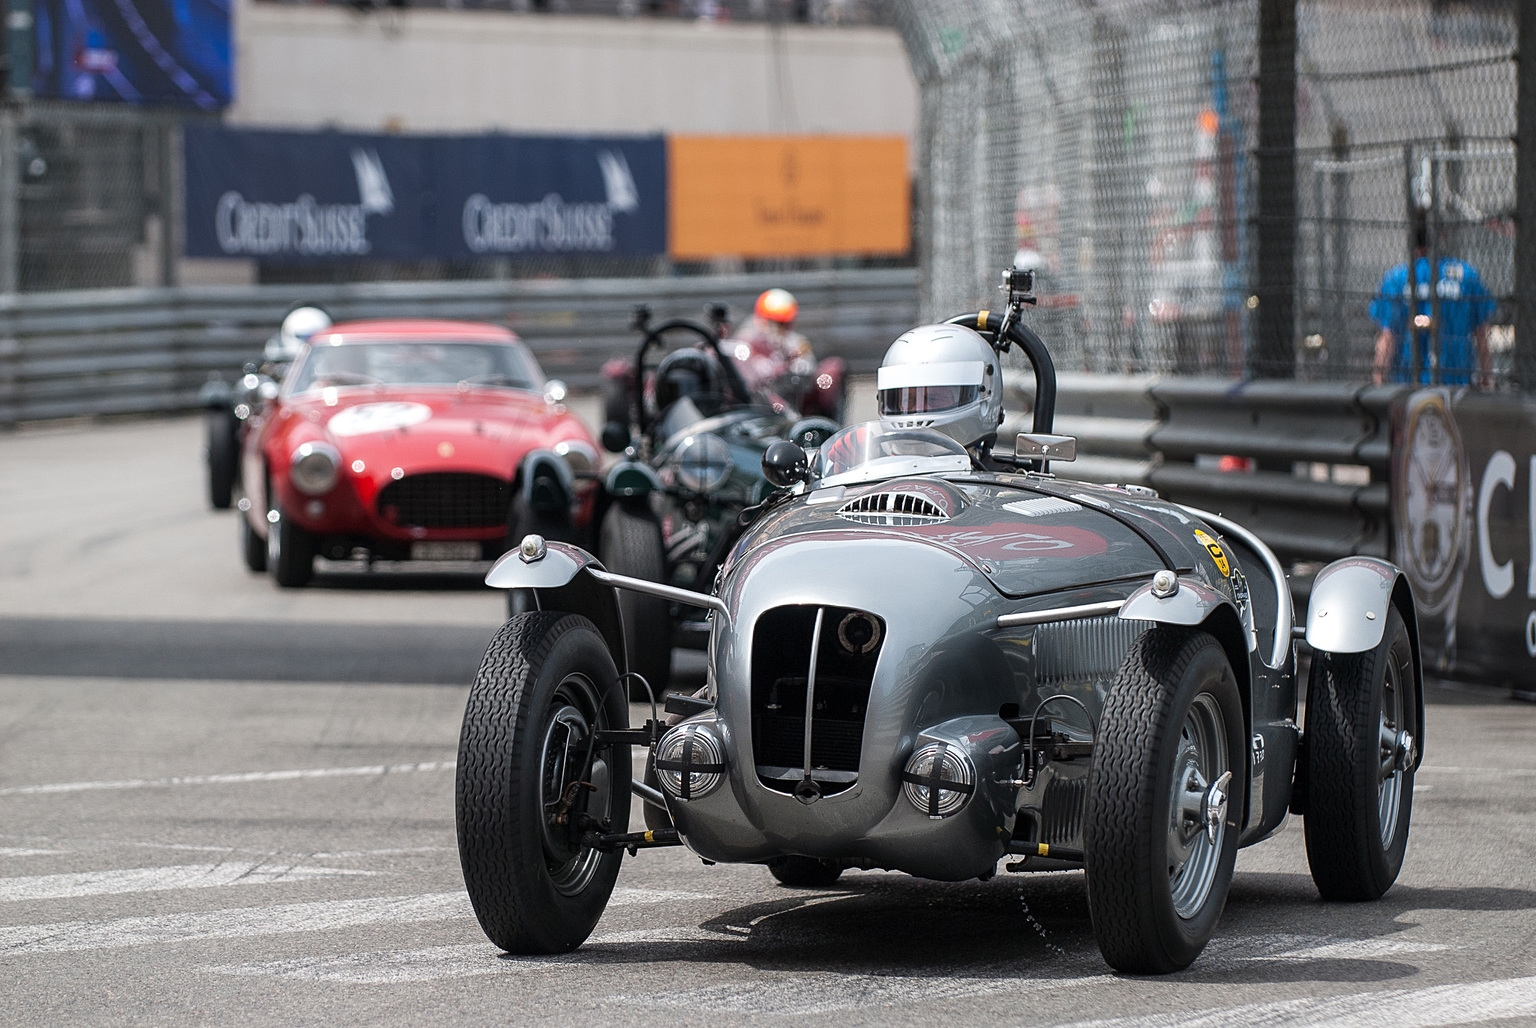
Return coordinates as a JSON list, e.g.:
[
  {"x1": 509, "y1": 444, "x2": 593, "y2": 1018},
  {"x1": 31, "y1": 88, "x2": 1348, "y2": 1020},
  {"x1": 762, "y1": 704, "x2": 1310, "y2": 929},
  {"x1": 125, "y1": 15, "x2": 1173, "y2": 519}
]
[{"x1": 410, "y1": 541, "x2": 483, "y2": 561}]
